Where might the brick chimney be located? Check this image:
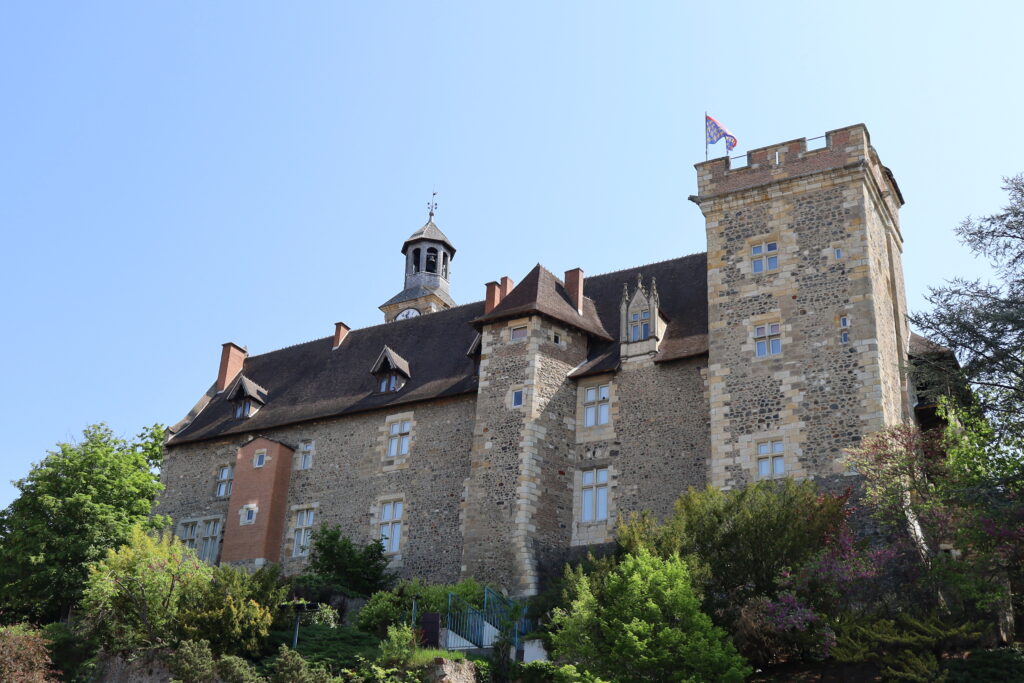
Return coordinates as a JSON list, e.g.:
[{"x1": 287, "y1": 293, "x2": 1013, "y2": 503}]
[
  {"x1": 484, "y1": 281, "x2": 501, "y2": 314},
  {"x1": 500, "y1": 276, "x2": 515, "y2": 299},
  {"x1": 333, "y1": 321, "x2": 350, "y2": 349},
  {"x1": 565, "y1": 268, "x2": 584, "y2": 314},
  {"x1": 217, "y1": 342, "x2": 247, "y2": 392}
]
